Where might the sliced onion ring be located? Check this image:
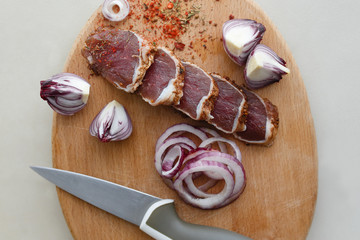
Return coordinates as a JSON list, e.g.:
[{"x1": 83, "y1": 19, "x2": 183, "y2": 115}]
[
  {"x1": 154, "y1": 123, "x2": 246, "y2": 209},
  {"x1": 102, "y1": 0, "x2": 130, "y2": 22},
  {"x1": 155, "y1": 124, "x2": 208, "y2": 151},
  {"x1": 200, "y1": 127, "x2": 227, "y2": 153},
  {"x1": 182, "y1": 150, "x2": 245, "y2": 206},
  {"x1": 155, "y1": 137, "x2": 196, "y2": 179},
  {"x1": 174, "y1": 160, "x2": 235, "y2": 209},
  {"x1": 199, "y1": 137, "x2": 242, "y2": 162}
]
